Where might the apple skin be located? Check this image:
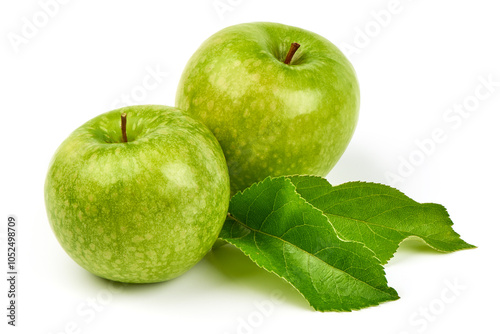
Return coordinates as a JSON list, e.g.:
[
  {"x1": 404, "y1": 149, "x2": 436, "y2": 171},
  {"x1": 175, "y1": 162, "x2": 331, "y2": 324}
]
[
  {"x1": 176, "y1": 22, "x2": 360, "y2": 194},
  {"x1": 44, "y1": 105, "x2": 230, "y2": 283}
]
